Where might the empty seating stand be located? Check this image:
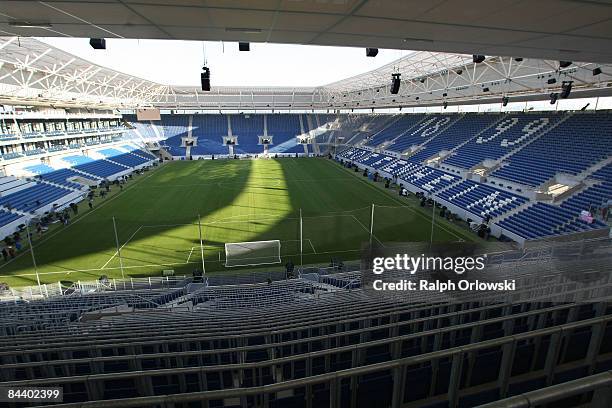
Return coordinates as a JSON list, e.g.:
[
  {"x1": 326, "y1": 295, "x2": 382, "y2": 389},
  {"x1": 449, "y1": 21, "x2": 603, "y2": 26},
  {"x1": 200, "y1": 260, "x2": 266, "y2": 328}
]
[
  {"x1": 75, "y1": 159, "x2": 127, "y2": 179},
  {"x1": 364, "y1": 114, "x2": 425, "y2": 148},
  {"x1": 444, "y1": 113, "x2": 563, "y2": 169},
  {"x1": 388, "y1": 114, "x2": 456, "y2": 153},
  {"x1": 0, "y1": 248, "x2": 611, "y2": 408},
  {"x1": 232, "y1": 114, "x2": 265, "y2": 154},
  {"x1": 37, "y1": 169, "x2": 91, "y2": 190},
  {"x1": 107, "y1": 153, "x2": 150, "y2": 168},
  {"x1": 191, "y1": 114, "x2": 229, "y2": 155},
  {"x1": 439, "y1": 180, "x2": 528, "y2": 219},
  {"x1": 409, "y1": 113, "x2": 502, "y2": 164},
  {"x1": 267, "y1": 114, "x2": 303, "y2": 153},
  {"x1": 0, "y1": 183, "x2": 72, "y2": 212},
  {"x1": 0, "y1": 209, "x2": 22, "y2": 227},
  {"x1": 491, "y1": 112, "x2": 612, "y2": 186},
  {"x1": 561, "y1": 164, "x2": 612, "y2": 214},
  {"x1": 498, "y1": 202, "x2": 605, "y2": 239}
]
